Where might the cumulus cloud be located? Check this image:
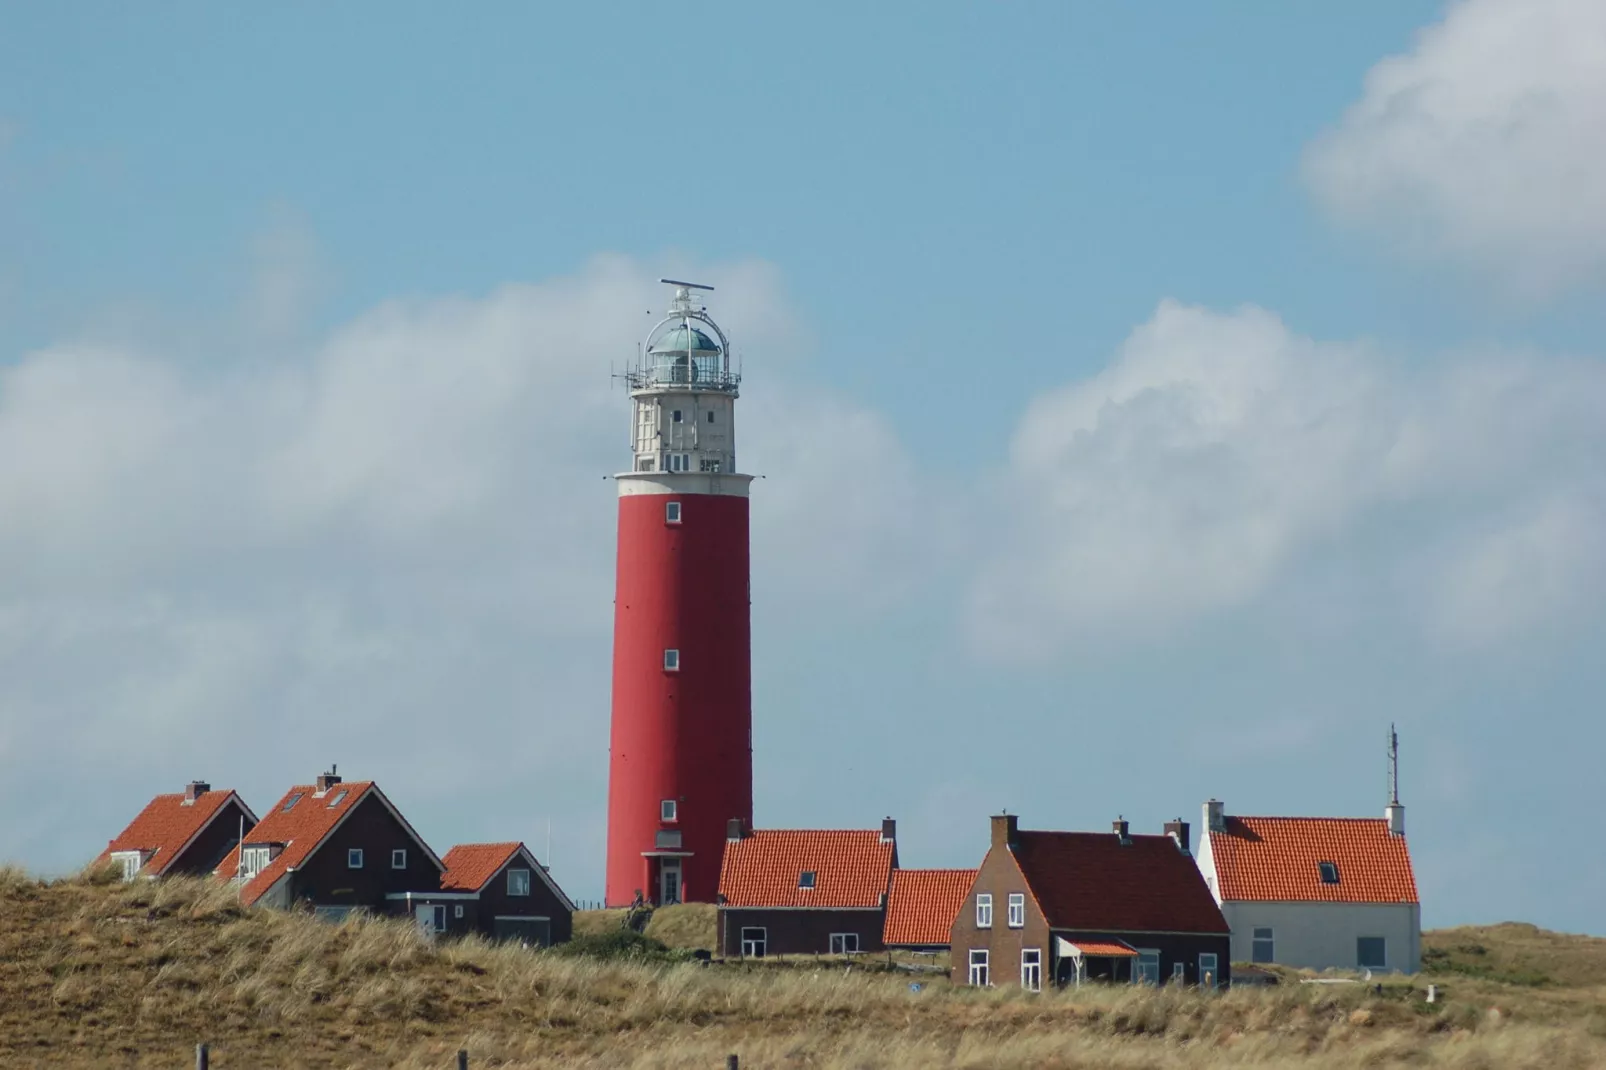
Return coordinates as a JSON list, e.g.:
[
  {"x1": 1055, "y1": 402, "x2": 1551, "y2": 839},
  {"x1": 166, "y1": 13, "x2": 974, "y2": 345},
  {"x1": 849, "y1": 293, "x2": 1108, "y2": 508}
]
[
  {"x1": 0, "y1": 251, "x2": 923, "y2": 884},
  {"x1": 1304, "y1": 0, "x2": 1606, "y2": 297},
  {"x1": 968, "y1": 300, "x2": 1606, "y2": 661}
]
